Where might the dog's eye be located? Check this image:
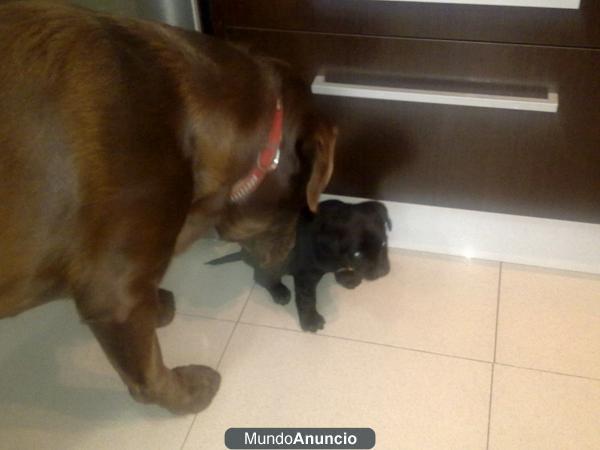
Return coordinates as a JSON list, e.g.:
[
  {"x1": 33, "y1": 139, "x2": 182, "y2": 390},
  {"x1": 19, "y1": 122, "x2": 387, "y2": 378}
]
[
  {"x1": 353, "y1": 251, "x2": 362, "y2": 259},
  {"x1": 381, "y1": 241, "x2": 387, "y2": 248}
]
